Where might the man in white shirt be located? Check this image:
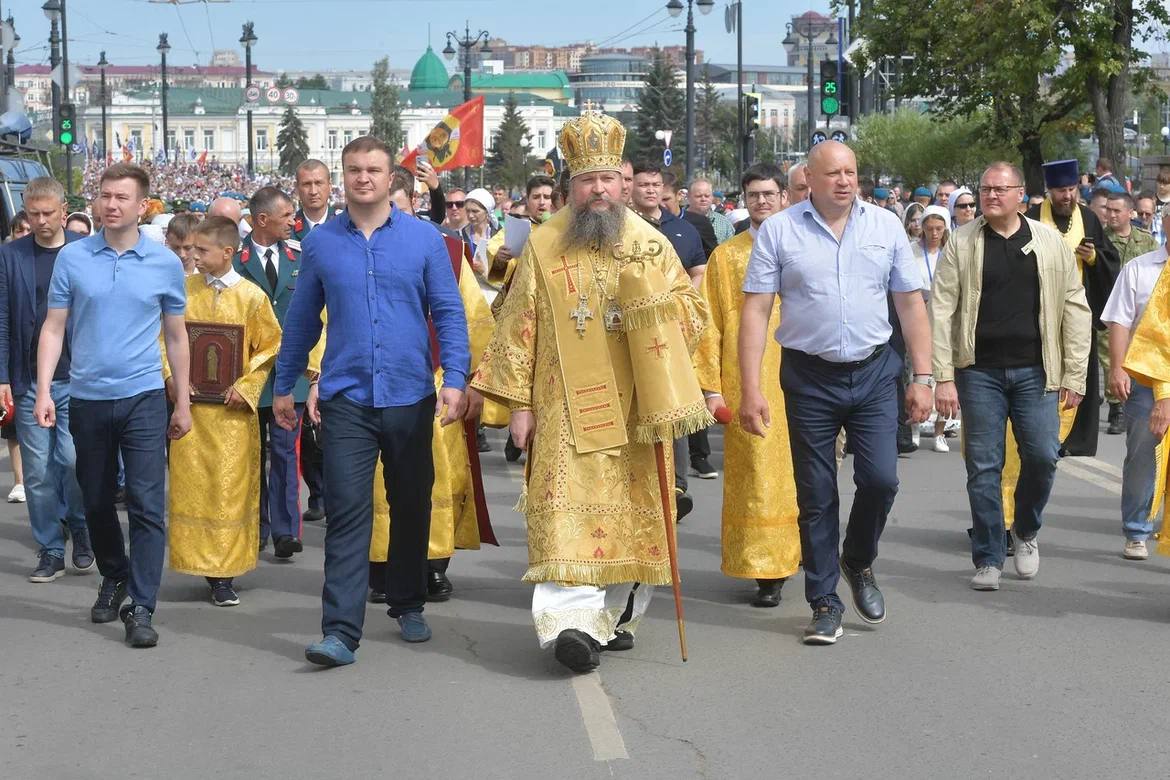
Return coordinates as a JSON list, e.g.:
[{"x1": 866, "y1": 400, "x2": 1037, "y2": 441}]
[{"x1": 1103, "y1": 208, "x2": 1170, "y2": 561}]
